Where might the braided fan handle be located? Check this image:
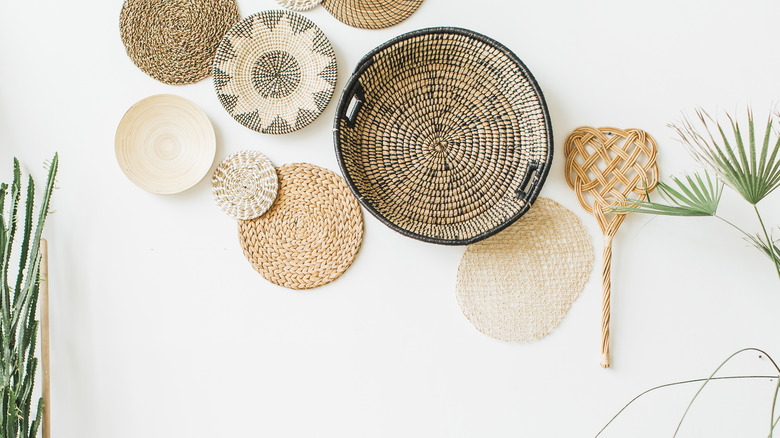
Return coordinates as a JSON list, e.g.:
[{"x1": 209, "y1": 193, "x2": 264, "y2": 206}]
[{"x1": 601, "y1": 233, "x2": 613, "y2": 368}]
